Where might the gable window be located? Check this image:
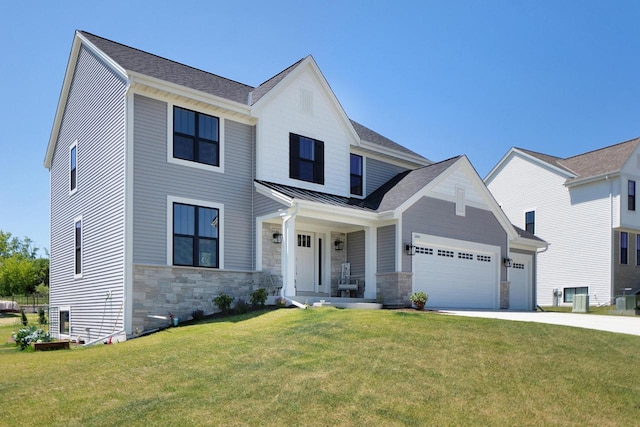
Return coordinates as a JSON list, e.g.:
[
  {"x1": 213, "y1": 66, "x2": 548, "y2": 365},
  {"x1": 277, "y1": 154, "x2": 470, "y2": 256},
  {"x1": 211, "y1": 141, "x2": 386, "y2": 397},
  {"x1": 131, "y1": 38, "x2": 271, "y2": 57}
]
[
  {"x1": 289, "y1": 133, "x2": 324, "y2": 185},
  {"x1": 173, "y1": 202, "x2": 219, "y2": 268},
  {"x1": 629, "y1": 180, "x2": 636, "y2": 211},
  {"x1": 350, "y1": 154, "x2": 363, "y2": 196},
  {"x1": 74, "y1": 217, "x2": 82, "y2": 277},
  {"x1": 173, "y1": 106, "x2": 219, "y2": 167},
  {"x1": 525, "y1": 211, "x2": 535, "y2": 234},
  {"x1": 621, "y1": 231, "x2": 628, "y2": 265},
  {"x1": 563, "y1": 286, "x2": 588, "y2": 303},
  {"x1": 69, "y1": 141, "x2": 77, "y2": 194}
]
